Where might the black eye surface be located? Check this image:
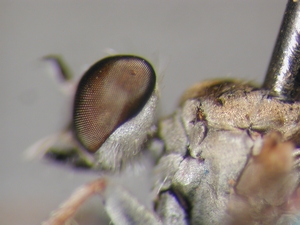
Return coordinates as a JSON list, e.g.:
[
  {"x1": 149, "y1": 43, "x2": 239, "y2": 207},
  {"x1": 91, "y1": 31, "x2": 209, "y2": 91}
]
[{"x1": 73, "y1": 55, "x2": 156, "y2": 153}]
